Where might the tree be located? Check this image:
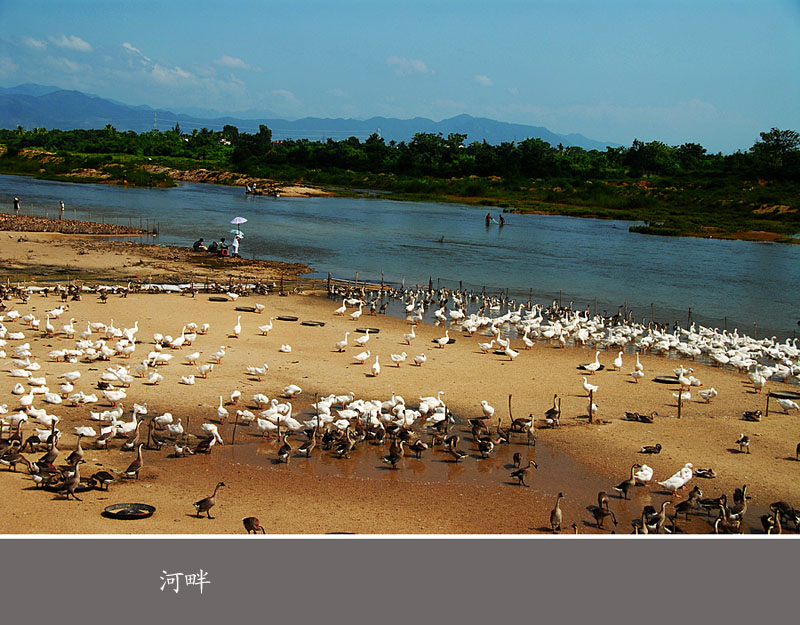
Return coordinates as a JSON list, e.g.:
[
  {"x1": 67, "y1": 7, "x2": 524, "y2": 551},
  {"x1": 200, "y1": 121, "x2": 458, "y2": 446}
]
[{"x1": 752, "y1": 128, "x2": 800, "y2": 156}]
